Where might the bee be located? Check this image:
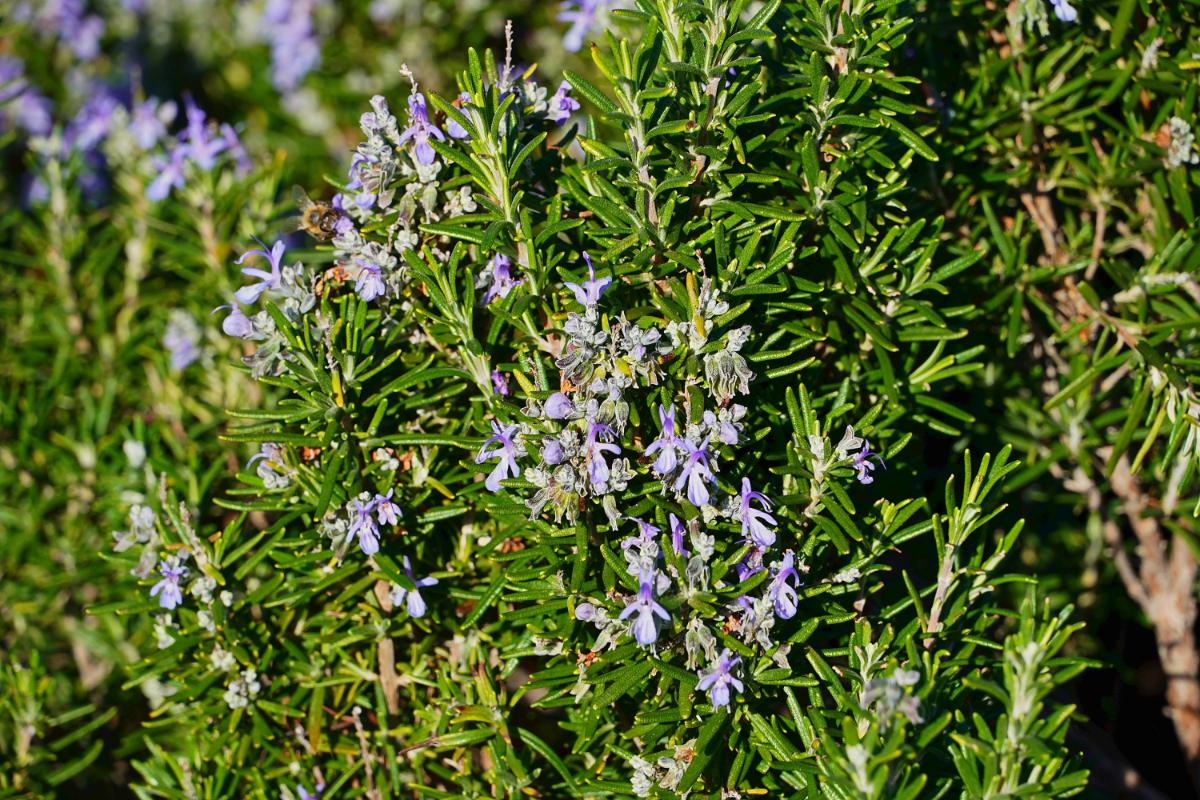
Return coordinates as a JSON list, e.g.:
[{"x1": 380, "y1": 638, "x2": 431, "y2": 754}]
[{"x1": 288, "y1": 185, "x2": 342, "y2": 240}]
